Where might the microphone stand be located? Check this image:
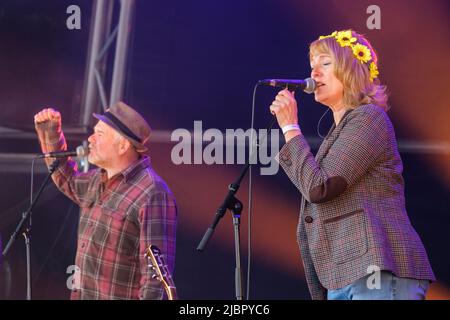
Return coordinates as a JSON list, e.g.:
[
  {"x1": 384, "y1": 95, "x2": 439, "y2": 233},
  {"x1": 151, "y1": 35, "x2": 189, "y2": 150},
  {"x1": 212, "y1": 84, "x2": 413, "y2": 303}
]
[
  {"x1": 197, "y1": 116, "x2": 278, "y2": 300},
  {"x1": 2, "y1": 158, "x2": 60, "y2": 300}
]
